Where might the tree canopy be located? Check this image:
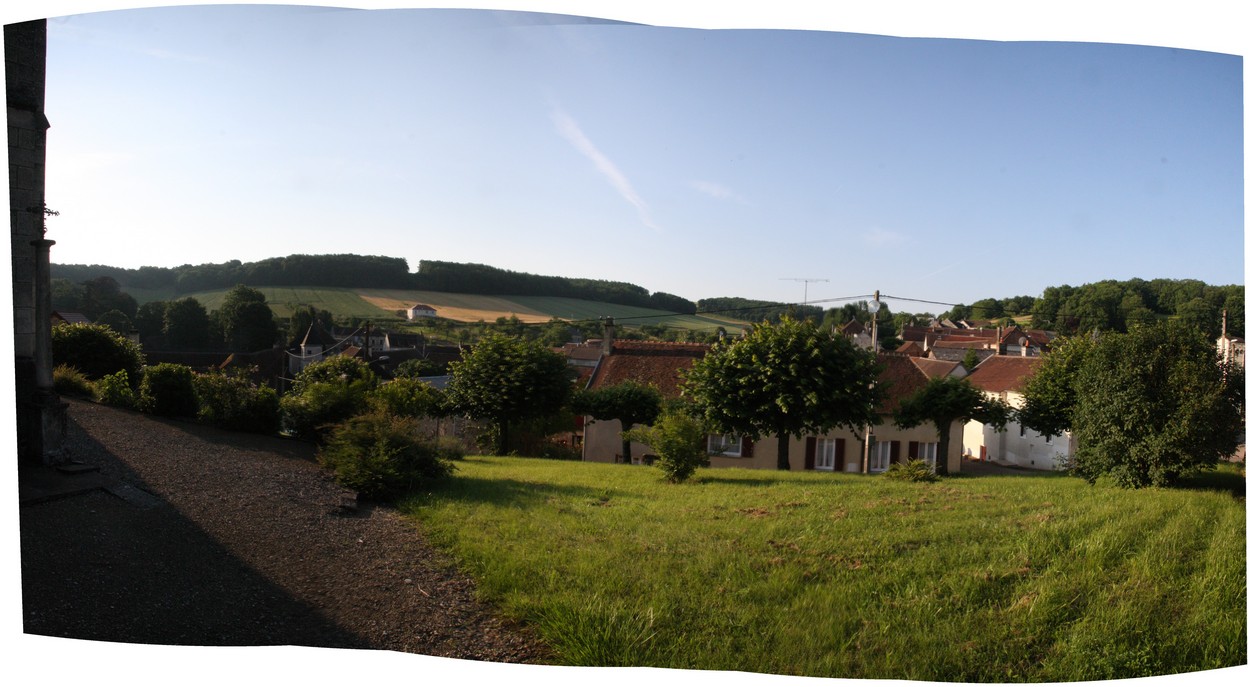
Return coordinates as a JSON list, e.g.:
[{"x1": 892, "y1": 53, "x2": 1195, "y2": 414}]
[
  {"x1": 1021, "y1": 322, "x2": 1243, "y2": 487},
  {"x1": 445, "y1": 333, "x2": 575, "y2": 455},
  {"x1": 218, "y1": 284, "x2": 279, "y2": 351},
  {"x1": 682, "y1": 317, "x2": 881, "y2": 470},
  {"x1": 572, "y1": 380, "x2": 664, "y2": 463},
  {"x1": 894, "y1": 376, "x2": 1012, "y2": 476}
]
